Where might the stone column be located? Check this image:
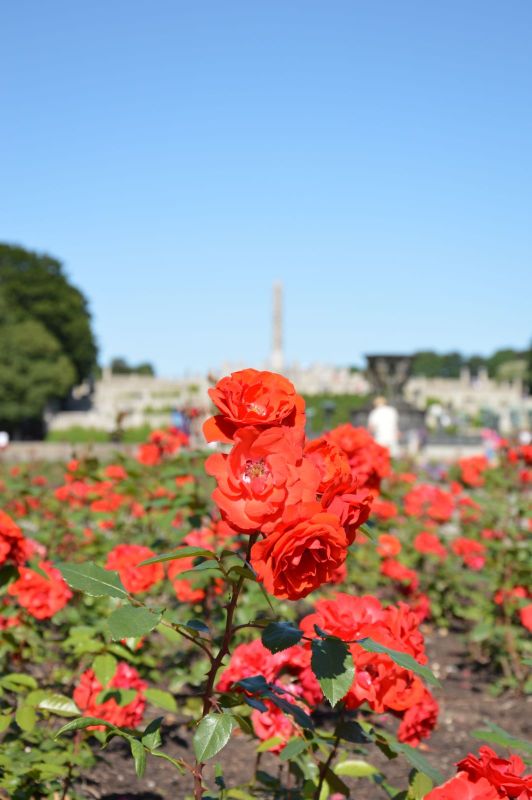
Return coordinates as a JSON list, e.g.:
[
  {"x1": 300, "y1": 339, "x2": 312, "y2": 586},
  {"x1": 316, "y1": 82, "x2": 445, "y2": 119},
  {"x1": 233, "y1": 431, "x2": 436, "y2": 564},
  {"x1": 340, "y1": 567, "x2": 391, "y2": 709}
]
[{"x1": 271, "y1": 281, "x2": 284, "y2": 371}]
